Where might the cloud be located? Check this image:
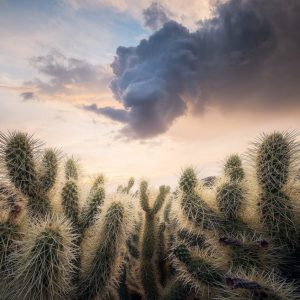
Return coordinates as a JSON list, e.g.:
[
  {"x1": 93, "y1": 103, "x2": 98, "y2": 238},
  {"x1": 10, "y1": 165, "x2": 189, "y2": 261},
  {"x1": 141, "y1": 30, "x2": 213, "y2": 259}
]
[
  {"x1": 82, "y1": 103, "x2": 128, "y2": 123},
  {"x1": 20, "y1": 92, "x2": 37, "y2": 101},
  {"x1": 97, "y1": 0, "x2": 300, "y2": 139},
  {"x1": 143, "y1": 2, "x2": 171, "y2": 30},
  {"x1": 28, "y1": 49, "x2": 111, "y2": 95}
]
